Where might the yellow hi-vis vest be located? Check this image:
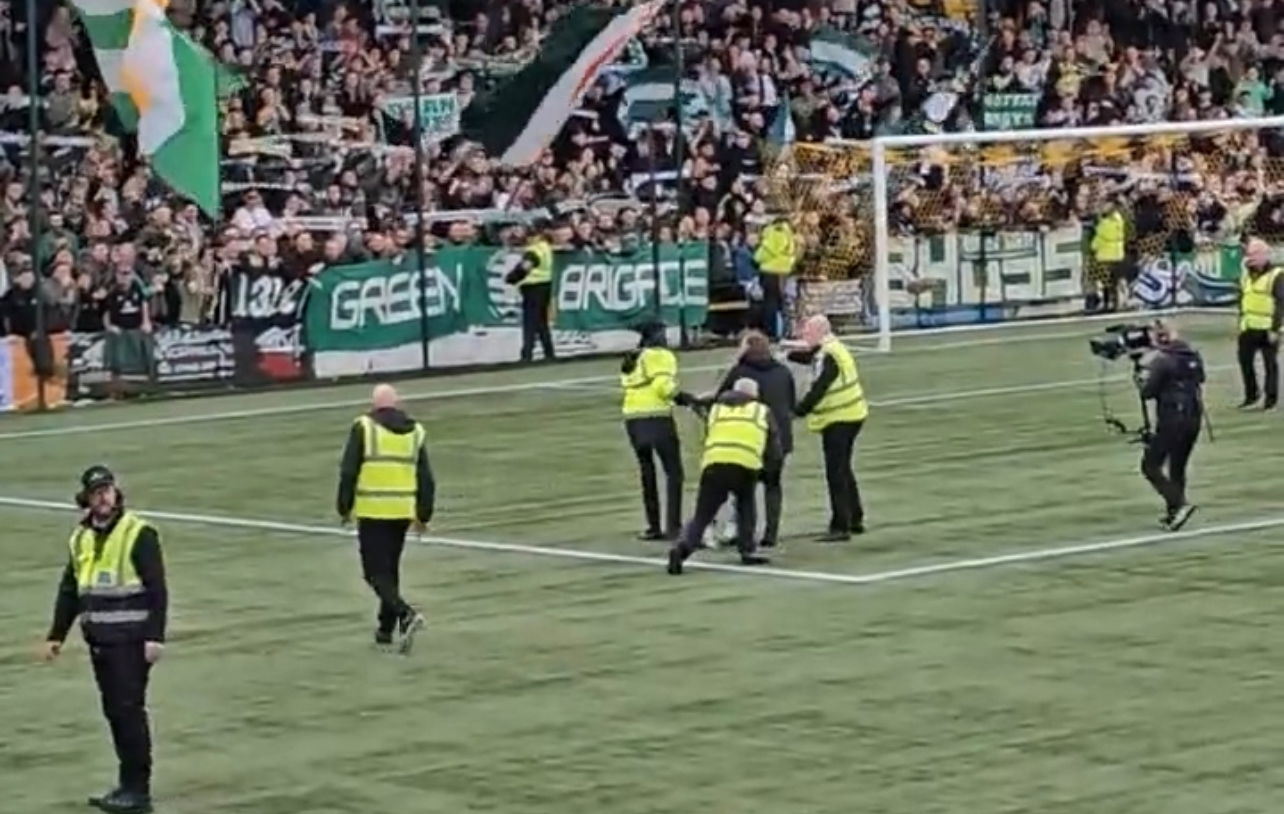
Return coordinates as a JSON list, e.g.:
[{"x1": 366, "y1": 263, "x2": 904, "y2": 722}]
[
  {"x1": 806, "y1": 337, "x2": 869, "y2": 432},
  {"x1": 69, "y1": 510, "x2": 149, "y2": 631},
  {"x1": 1091, "y1": 211, "x2": 1125, "y2": 263},
  {"x1": 521, "y1": 238, "x2": 553, "y2": 286},
  {"x1": 754, "y1": 221, "x2": 797, "y2": 275},
  {"x1": 701, "y1": 401, "x2": 769, "y2": 471},
  {"x1": 353, "y1": 415, "x2": 426, "y2": 520},
  {"x1": 621, "y1": 346, "x2": 679, "y2": 418},
  {"x1": 1239, "y1": 267, "x2": 1282, "y2": 332}
]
